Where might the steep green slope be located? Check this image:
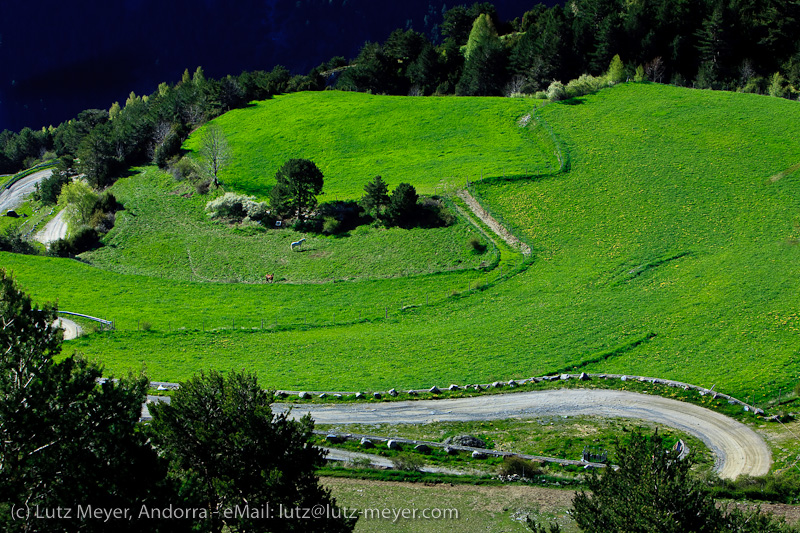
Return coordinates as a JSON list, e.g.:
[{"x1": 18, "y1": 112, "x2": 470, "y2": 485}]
[
  {"x1": 183, "y1": 91, "x2": 558, "y2": 199},
  {"x1": 5, "y1": 84, "x2": 799, "y2": 401}
]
